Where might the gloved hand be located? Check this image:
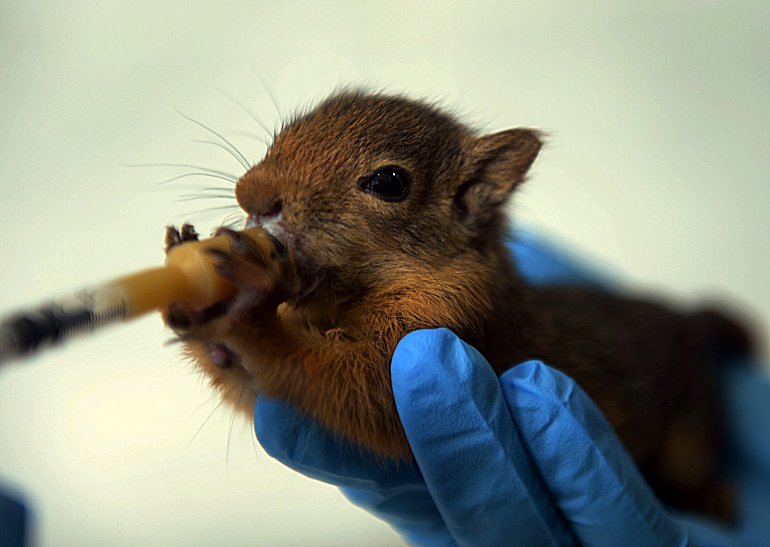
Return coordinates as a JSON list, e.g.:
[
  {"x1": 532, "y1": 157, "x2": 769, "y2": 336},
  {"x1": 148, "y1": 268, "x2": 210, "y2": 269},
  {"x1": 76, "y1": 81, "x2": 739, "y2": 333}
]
[
  {"x1": 254, "y1": 231, "x2": 770, "y2": 546},
  {"x1": 0, "y1": 488, "x2": 27, "y2": 547}
]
